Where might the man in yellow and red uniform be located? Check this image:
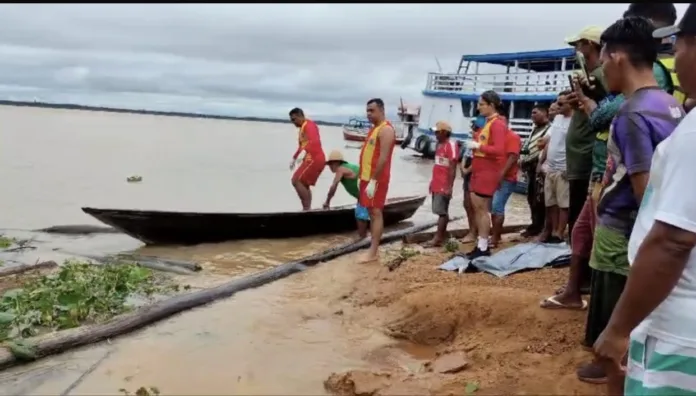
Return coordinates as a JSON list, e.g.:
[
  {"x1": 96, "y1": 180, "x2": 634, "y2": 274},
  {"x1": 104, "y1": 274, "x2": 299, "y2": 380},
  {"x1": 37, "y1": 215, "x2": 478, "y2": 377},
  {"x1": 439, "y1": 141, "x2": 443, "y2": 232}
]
[
  {"x1": 289, "y1": 107, "x2": 326, "y2": 210},
  {"x1": 358, "y1": 98, "x2": 396, "y2": 263}
]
